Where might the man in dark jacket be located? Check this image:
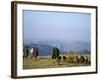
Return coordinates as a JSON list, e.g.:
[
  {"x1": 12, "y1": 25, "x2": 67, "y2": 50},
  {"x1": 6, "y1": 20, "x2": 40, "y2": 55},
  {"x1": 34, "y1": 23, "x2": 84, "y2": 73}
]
[
  {"x1": 52, "y1": 47, "x2": 60, "y2": 59},
  {"x1": 55, "y1": 47, "x2": 60, "y2": 58}
]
